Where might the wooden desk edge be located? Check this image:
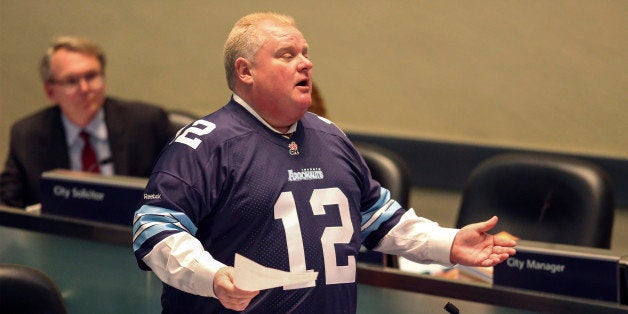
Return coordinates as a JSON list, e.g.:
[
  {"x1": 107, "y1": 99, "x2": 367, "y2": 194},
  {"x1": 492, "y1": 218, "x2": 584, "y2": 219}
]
[{"x1": 0, "y1": 205, "x2": 131, "y2": 245}]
